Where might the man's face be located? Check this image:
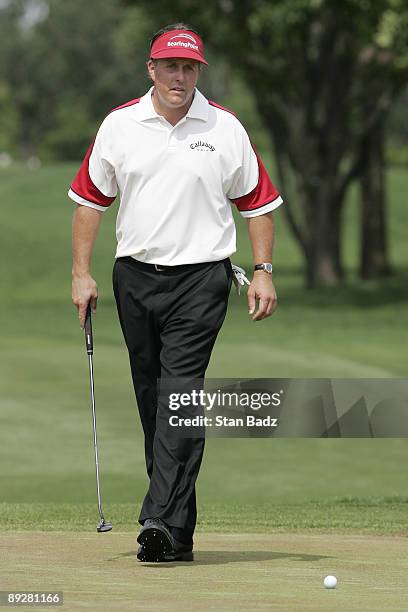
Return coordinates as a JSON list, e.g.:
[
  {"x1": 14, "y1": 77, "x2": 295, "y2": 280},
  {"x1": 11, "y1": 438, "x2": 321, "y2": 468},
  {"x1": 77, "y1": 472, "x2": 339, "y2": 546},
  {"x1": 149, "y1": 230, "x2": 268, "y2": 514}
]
[{"x1": 147, "y1": 58, "x2": 200, "y2": 110}]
